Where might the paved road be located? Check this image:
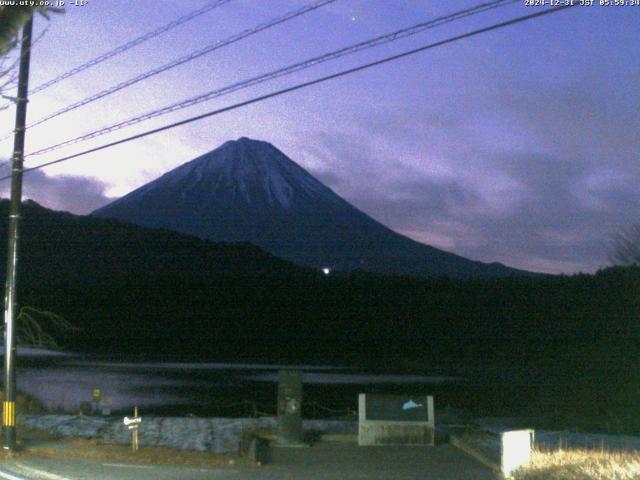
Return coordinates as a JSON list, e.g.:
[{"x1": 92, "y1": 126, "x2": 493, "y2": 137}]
[
  {"x1": 0, "y1": 457, "x2": 226, "y2": 480},
  {"x1": 0, "y1": 442, "x2": 497, "y2": 479}
]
